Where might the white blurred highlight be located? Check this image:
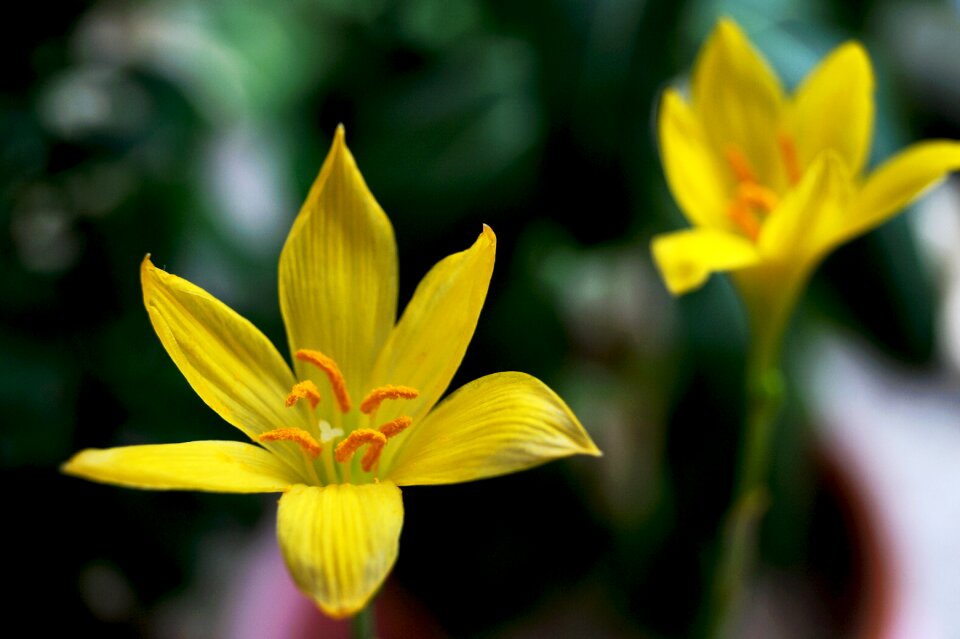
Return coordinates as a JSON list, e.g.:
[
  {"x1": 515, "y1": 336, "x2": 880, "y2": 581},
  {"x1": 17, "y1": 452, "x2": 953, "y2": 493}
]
[
  {"x1": 914, "y1": 179, "x2": 960, "y2": 375},
  {"x1": 806, "y1": 334, "x2": 960, "y2": 639}
]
